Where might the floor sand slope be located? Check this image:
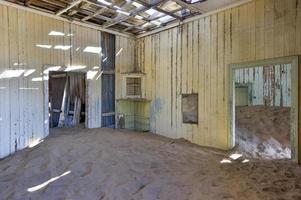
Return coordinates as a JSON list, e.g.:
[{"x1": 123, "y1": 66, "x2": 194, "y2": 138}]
[{"x1": 0, "y1": 127, "x2": 300, "y2": 200}]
